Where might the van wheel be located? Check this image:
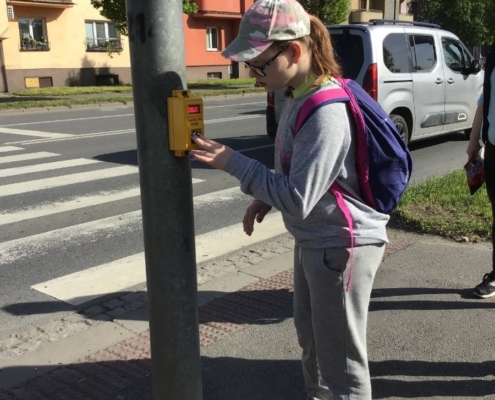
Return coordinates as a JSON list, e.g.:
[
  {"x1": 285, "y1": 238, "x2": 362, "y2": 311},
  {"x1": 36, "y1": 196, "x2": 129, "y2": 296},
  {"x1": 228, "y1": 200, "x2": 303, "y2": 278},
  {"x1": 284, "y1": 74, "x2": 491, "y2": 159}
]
[{"x1": 391, "y1": 114, "x2": 409, "y2": 144}]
